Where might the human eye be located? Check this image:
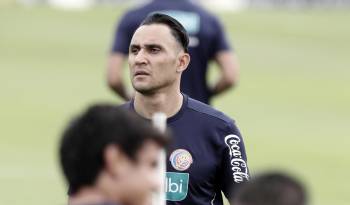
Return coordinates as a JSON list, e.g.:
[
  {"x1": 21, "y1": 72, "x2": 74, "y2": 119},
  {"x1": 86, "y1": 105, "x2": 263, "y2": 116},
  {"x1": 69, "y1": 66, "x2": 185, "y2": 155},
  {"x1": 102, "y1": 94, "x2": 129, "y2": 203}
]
[
  {"x1": 129, "y1": 46, "x2": 139, "y2": 54},
  {"x1": 148, "y1": 46, "x2": 161, "y2": 54}
]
